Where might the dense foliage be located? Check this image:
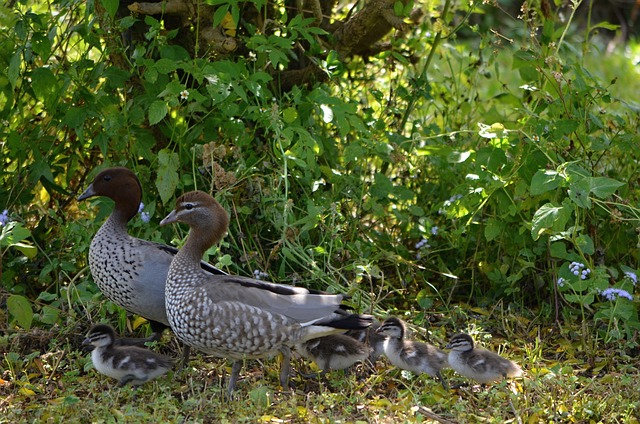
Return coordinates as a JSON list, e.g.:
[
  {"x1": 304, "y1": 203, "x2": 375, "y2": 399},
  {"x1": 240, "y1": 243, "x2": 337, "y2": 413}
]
[{"x1": 1, "y1": 0, "x2": 640, "y2": 419}]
